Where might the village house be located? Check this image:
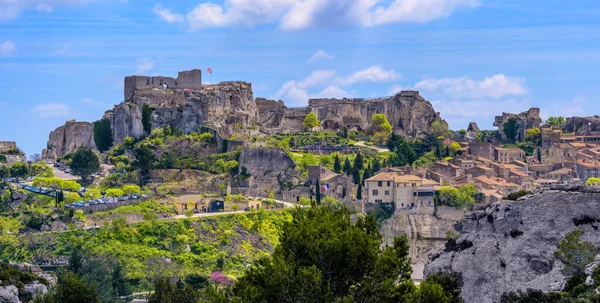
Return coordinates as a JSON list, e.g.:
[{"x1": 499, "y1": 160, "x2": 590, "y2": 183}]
[
  {"x1": 495, "y1": 147, "x2": 526, "y2": 164},
  {"x1": 508, "y1": 169, "x2": 532, "y2": 191},
  {"x1": 364, "y1": 172, "x2": 437, "y2": 212},
  {"x1": 546, "y1": 167, "x2": 578, "y2": 183},
  {"x1": 474, "y1": 176, "x2": 521, "y2": 196},
  {"x1": 450, "y1": 155, "x2": 476, "y2": 170},
  {"x1": 466, "y1": 165, "x2": 495, "y2": 178},
  {"x1": 575, "y1": 159, "x2": 600, "y2": 183},
  {"x1": 308, "y1": 165, "x2": 354, "y2": 202}
]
